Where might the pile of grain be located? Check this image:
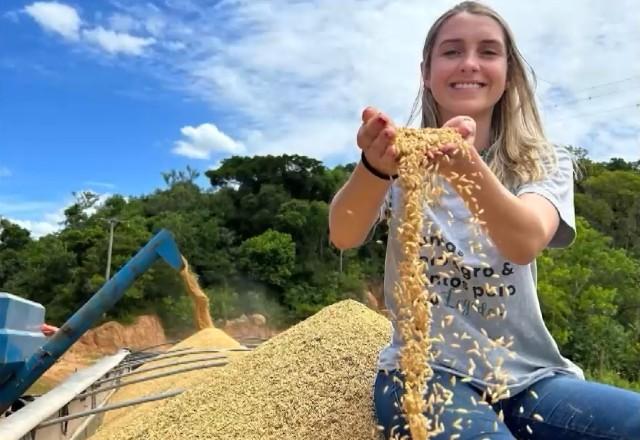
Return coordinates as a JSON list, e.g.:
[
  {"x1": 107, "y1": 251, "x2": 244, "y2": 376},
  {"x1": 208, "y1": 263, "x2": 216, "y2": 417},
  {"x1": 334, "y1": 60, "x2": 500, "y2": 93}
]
[
  {"x1": 94, "y1": 327, "x2": 244, "y2": 434},
  {"x1": 93, "y1": 300, "x2": 391, "y2": 440}
]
